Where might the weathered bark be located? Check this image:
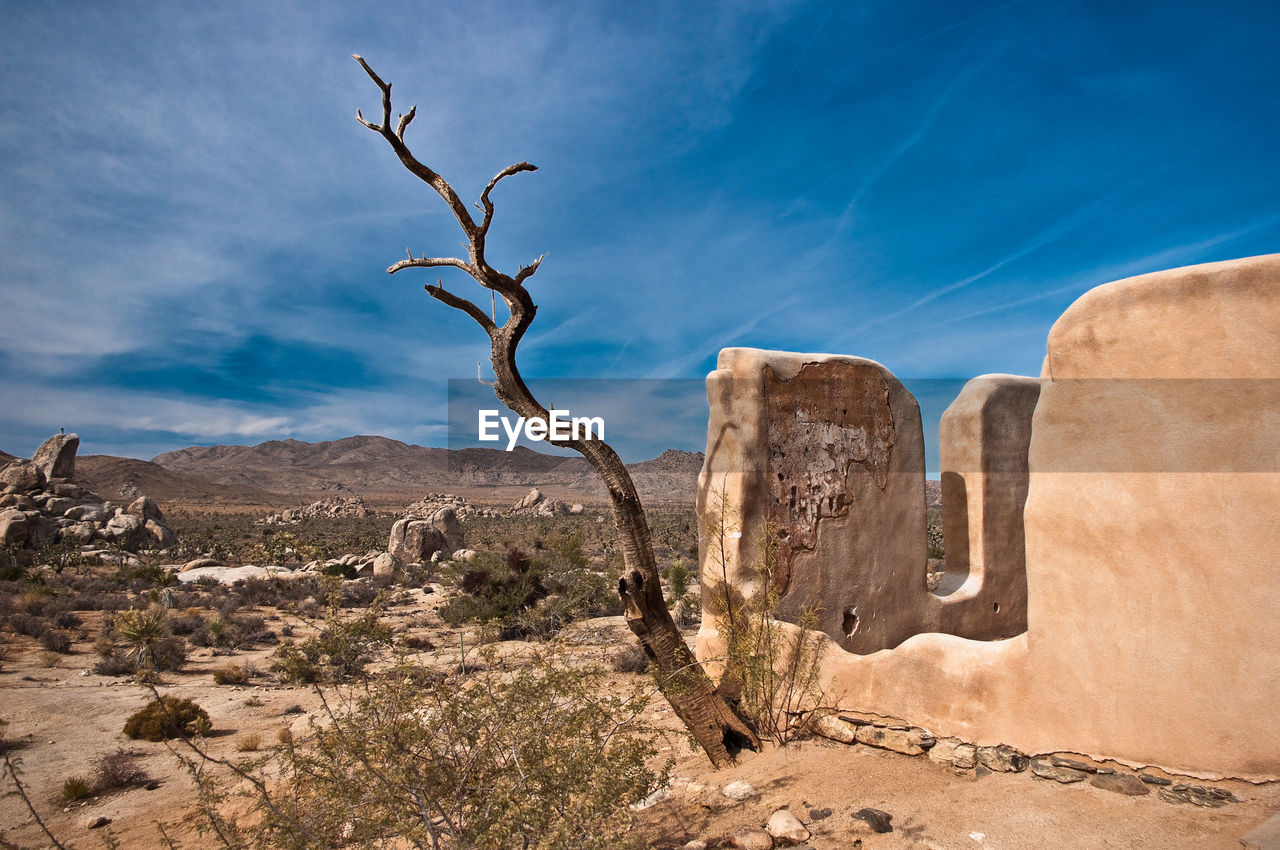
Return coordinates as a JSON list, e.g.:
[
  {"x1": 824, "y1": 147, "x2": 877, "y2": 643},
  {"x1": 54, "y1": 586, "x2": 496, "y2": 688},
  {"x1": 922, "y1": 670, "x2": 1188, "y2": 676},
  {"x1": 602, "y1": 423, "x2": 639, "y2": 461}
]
[{"x1": 354, "y1": 56, "x2": 759, "y2": 767}]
